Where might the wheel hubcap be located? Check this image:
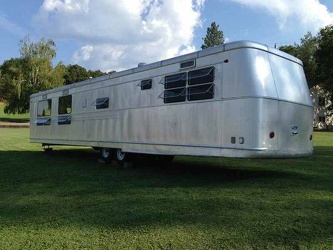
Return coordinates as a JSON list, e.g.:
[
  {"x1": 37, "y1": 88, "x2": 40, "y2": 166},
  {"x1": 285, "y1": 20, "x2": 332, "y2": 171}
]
[
  {"x1": 117, "y1": 149, "x2": 125, "y2": 161},
  {"x1": 102, "y1": 148, "x2": 110, "y2": 158}
]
